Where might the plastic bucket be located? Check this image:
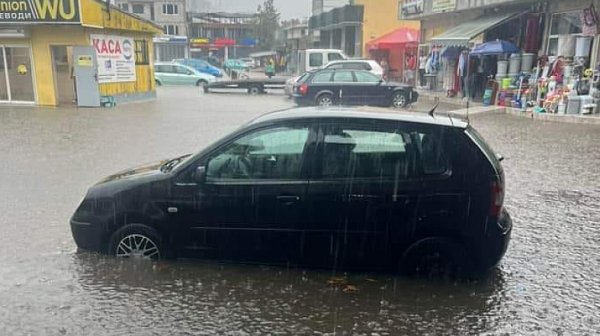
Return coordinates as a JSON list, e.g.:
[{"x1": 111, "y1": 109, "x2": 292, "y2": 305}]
[
  {"x1": 521, "y1": 53, "x2": 536, "y2": 73},
  {"x1": 497, "y1": 60, "x2": 508, "y2": 75},
  {"x1": 509, "y1": 54, "x2": 521, "y2": 74}
]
